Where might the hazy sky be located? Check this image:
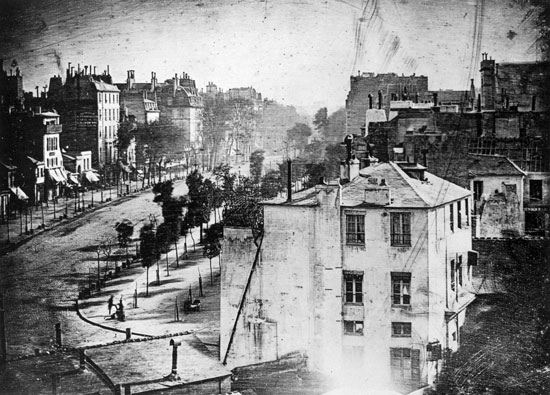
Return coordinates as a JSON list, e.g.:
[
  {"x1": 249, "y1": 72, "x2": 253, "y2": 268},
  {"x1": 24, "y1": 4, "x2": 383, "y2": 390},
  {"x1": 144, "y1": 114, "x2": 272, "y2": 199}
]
[{"x1": 0, "y1": 0, "x2": 541, "y2": 115}]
